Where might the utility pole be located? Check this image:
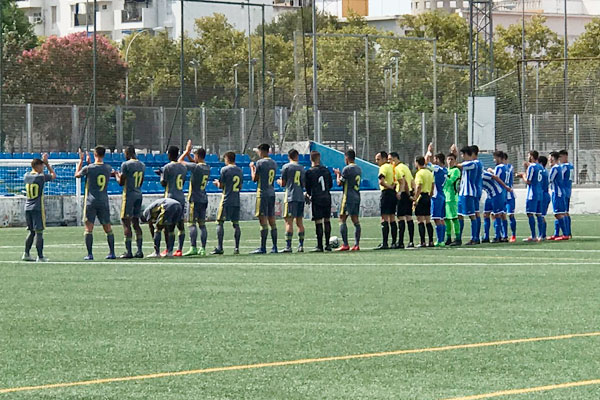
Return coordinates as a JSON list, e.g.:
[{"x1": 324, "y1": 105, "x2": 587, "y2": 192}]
[
  {"x1": 180, "y1": 0, "x2": 185, "y2": 150},
  {"x1": 312, "y1": 1, "x2": 319, "y2": 142},
  {"x1": 93, "y1": 0, "x2": 97, "y2": 147}
]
